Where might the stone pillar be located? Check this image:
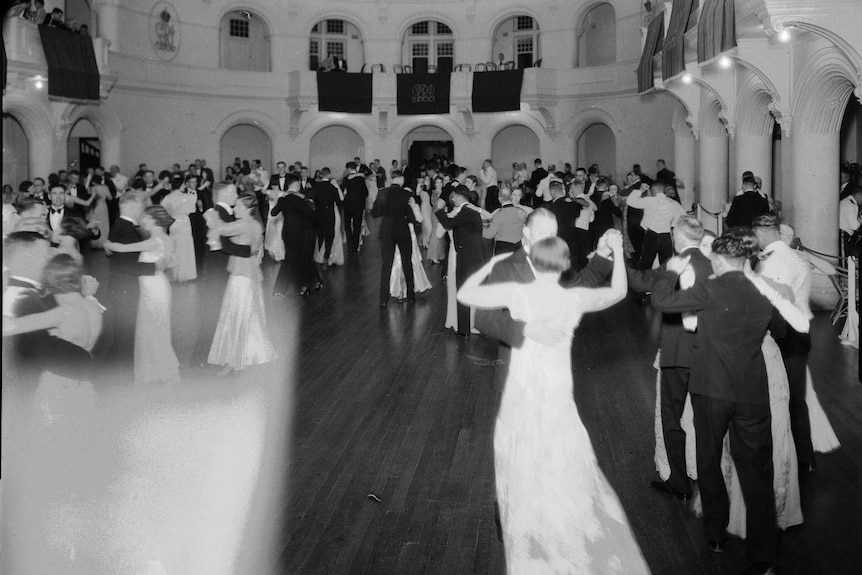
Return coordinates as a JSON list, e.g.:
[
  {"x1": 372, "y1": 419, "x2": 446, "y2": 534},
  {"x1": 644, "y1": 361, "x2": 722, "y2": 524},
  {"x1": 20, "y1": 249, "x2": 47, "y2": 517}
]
[
  {"x1": 101, "y1": 135, "x2": 121, "y2": 172},
  {"x1": 673, "y1": 124, "x2": 697, "y2": 211},
  {"x1": 735, "y1": 131, "x2": 773, "y2": 198},
  {"x1": 29, "y1": 135, "x2": 55, "y2": 181},
  {"x1": 696, "y1": 132, "x2": 728, "y2": 234},
  {"x1": 94, "y1": 1, "x2": 119, "y2": 50}
]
